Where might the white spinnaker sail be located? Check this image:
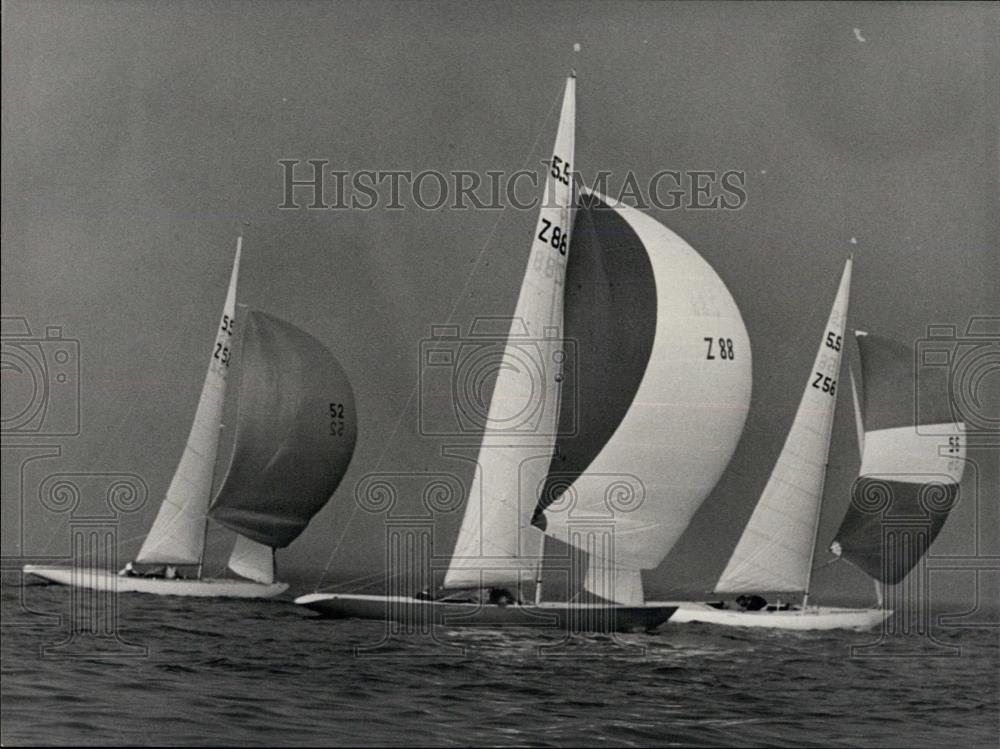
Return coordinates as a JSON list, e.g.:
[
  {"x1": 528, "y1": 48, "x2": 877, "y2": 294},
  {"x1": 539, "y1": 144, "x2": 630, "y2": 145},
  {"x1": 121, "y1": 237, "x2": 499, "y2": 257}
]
[
  {"x1": 228, "y1": 533, "x2": 274, "y2": 584},
  {"x1": 444, "y1": 73, "x2": 576, "y2": 590},
  {"x1": 539, "y1": 193, "x2": 753, "y2": 605},
  {"x1": 136, "y1": 239, "x2": 241, "y2": 565},
  {"x1": 715, "y1": 258, "x2": 852, "y2": 594}
]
